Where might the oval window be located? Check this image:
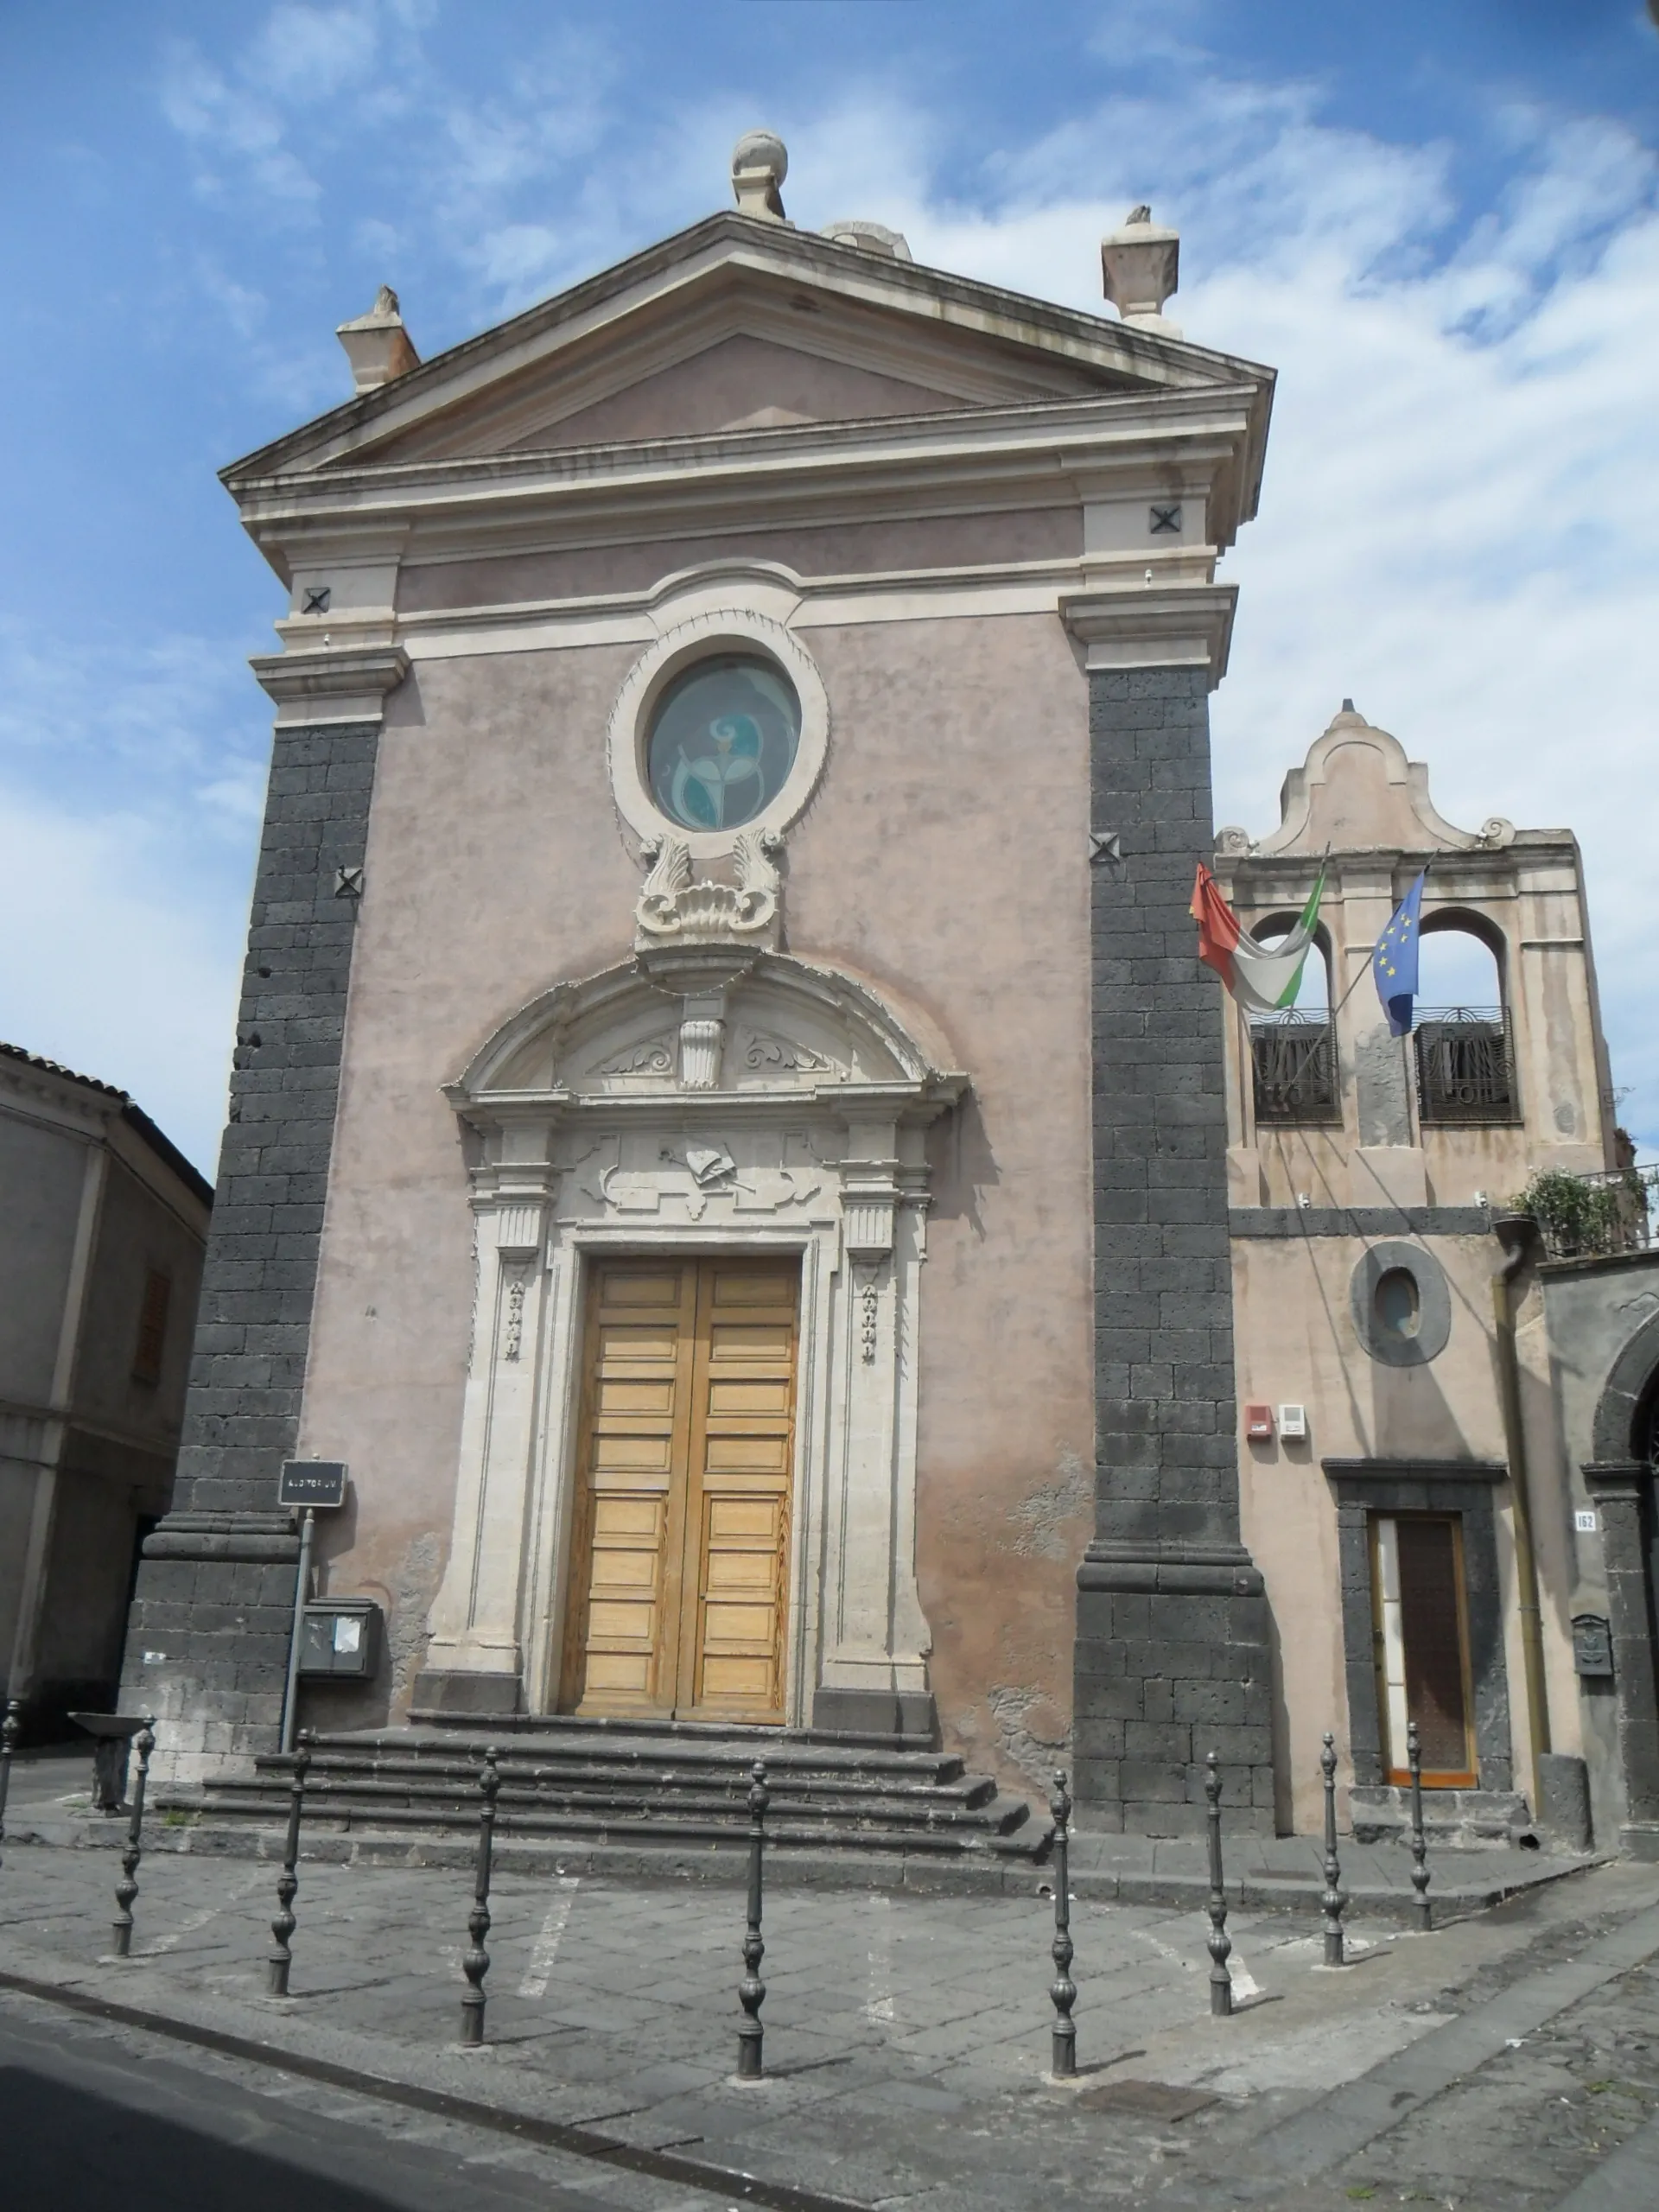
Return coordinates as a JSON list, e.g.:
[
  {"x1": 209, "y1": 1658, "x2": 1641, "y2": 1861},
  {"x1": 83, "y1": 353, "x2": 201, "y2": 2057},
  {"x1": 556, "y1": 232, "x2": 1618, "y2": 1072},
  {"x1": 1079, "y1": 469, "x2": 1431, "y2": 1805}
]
[
  {"x1": 1375, "y1": 1267, "x2": 1422, "y2": 1339},
  {"x1": 645, "y1": 655, "x2": 801, "y2": 833}
]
